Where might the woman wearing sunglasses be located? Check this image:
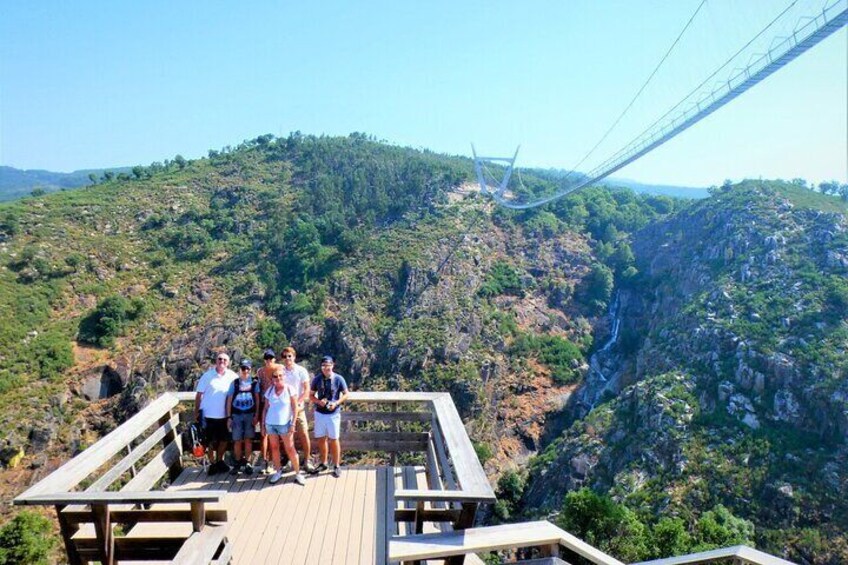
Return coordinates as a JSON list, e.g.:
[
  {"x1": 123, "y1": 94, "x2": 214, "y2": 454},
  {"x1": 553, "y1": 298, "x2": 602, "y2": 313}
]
[{"x1": 262, "y1": 368, "x2": 307, "y2": 485}]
